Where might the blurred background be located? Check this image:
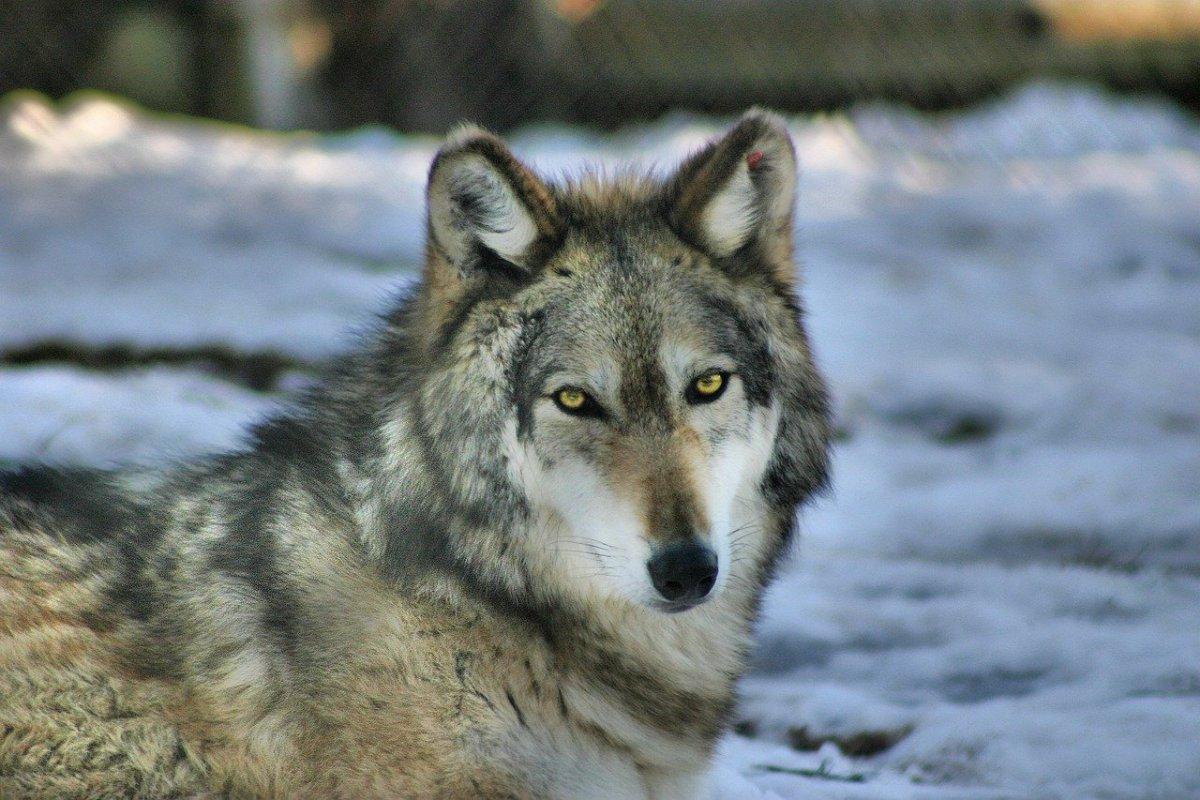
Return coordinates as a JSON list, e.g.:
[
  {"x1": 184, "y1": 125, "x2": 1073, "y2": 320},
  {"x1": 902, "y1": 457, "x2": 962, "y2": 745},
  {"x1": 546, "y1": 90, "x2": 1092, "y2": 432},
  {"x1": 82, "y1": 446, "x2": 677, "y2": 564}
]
[
  {"x1": 5, "y1": 0, "x2": 1200, "y2": 132},
  {"x1": 2, "y1": 3, "x2": 1199, "y2": 799}
]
